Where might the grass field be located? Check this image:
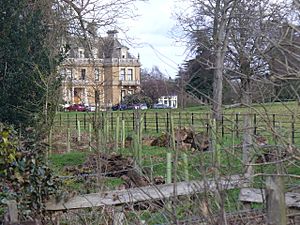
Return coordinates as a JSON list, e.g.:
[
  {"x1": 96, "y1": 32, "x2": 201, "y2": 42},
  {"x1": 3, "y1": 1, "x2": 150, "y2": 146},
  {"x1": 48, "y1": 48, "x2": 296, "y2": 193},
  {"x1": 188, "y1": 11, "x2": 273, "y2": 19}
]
[{"x1": 47, "y1": 102, "x2": 300, "y2": 224}]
